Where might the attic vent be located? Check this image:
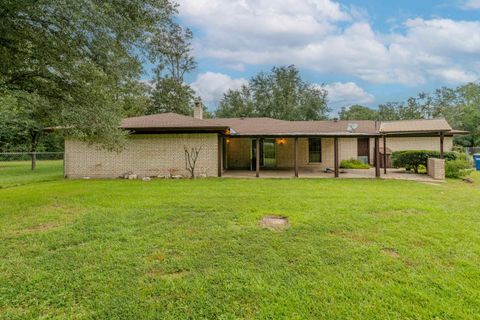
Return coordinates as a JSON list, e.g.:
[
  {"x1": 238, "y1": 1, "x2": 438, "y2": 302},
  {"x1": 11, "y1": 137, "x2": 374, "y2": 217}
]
[{"x1": 347, "y1": 123, "x2": 359, "y2": 133}]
